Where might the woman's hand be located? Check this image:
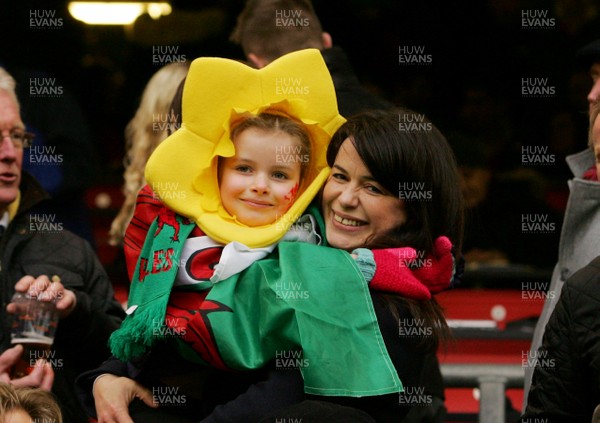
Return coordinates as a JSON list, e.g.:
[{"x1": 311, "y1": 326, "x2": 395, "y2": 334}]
[
  {"x1": 411, "y1": 236, "x2": 454, "y2": 294},
  {"x1": 7, "y1": 275, "x2": 77, "y2": 318},
  {"x1": 0, "y1": 345, "x2": 54, "y2": 390},
  {"x1": 369, "y1": 236, "x2": 455, "y2": 299},
  {"x1": 93, "y1": 374, "x2": 158, "y2": 423}
]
